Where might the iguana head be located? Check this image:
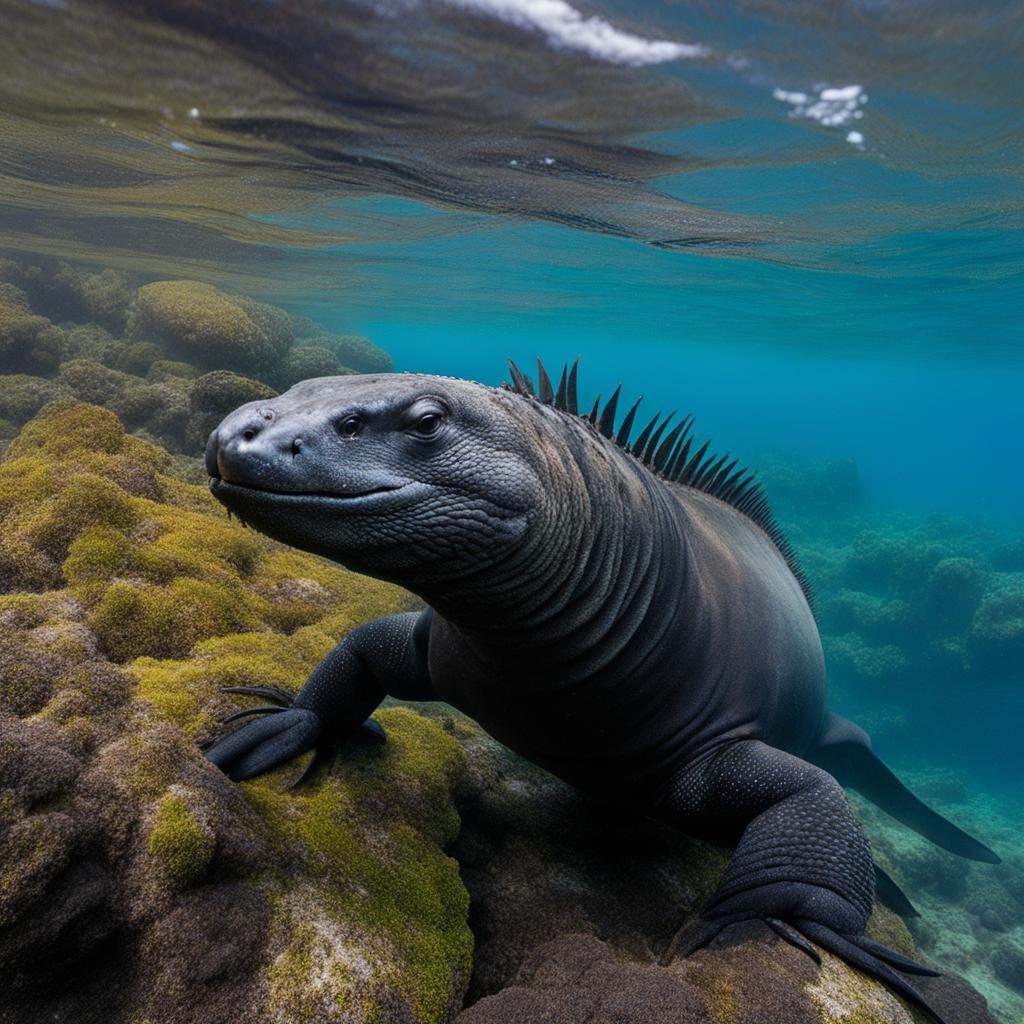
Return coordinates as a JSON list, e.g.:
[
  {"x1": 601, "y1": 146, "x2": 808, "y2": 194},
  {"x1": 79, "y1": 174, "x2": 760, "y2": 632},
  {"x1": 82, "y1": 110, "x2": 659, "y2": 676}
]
[{"x1": 206, "y1": 372, "x2": 570, "y2": 590}]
